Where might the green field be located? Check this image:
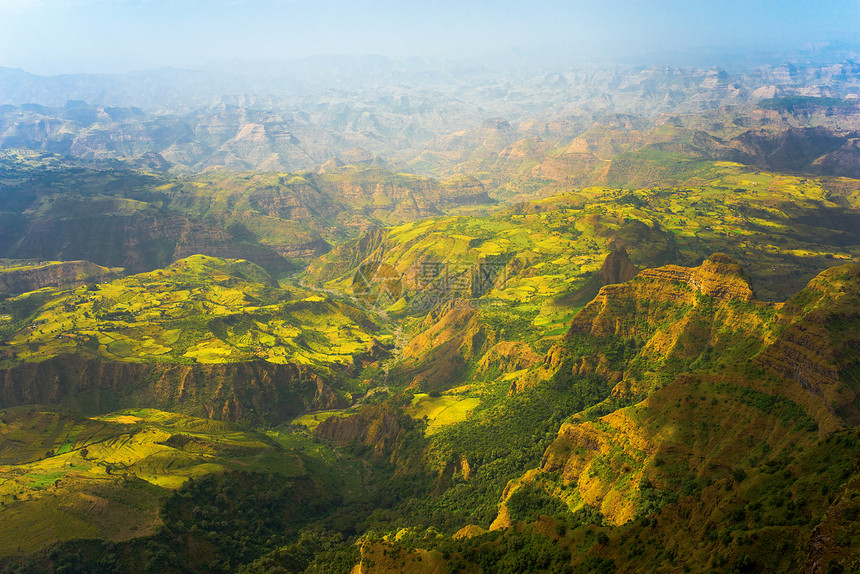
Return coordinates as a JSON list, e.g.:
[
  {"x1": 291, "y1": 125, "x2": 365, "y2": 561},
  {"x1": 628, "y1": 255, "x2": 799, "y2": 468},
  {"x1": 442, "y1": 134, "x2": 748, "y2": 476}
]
[
  {"x1": 0, "y1": 407, "x2": 362, "y2": 557},
  {"x1": 407, "y1": 393, "x2": 482, "y2": 435},
  {"x1": 0, "y1": 255, "x2": 390, "y2": 369}
]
